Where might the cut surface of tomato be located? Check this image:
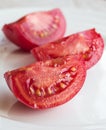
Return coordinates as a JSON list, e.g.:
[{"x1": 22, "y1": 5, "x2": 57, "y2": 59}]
[
  {"x1": 31, "y1": 28, "x2": 104, "y2": 69},
  {"x1": 2, "y1": 8, "x2": 66, "y2": 51},
  {"x1": 4, "y1": 56, "x2": 86, "y2": 109}
]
